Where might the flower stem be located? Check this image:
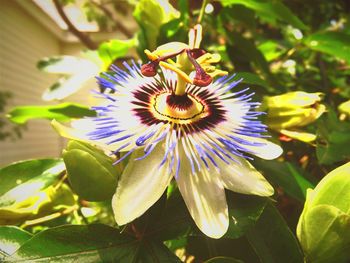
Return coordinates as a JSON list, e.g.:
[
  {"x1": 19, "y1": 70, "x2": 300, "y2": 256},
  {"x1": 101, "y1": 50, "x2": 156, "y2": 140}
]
[{"x1": 197, "y1": 0, "x2": 208, "y2": 24}]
